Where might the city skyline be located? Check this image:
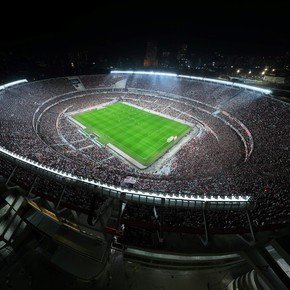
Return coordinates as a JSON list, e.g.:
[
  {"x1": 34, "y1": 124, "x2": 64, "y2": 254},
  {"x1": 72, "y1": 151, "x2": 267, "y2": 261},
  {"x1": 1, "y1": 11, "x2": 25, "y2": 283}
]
[
  {"x1": 0, "y1": 1, "x2": 289, "y2": 84},
  {"x1": 0, "y1": 1, "x2": 289, "y2": 56}
]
